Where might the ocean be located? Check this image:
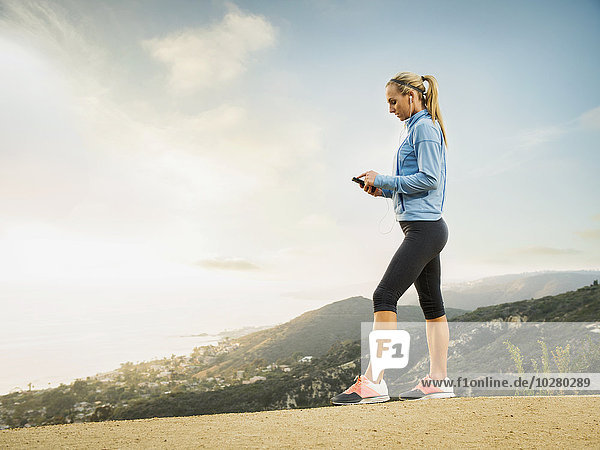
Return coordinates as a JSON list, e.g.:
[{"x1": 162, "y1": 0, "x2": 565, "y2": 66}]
[{"x1": 1, "y1": 326, "x2": 223, "y2": 395}]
